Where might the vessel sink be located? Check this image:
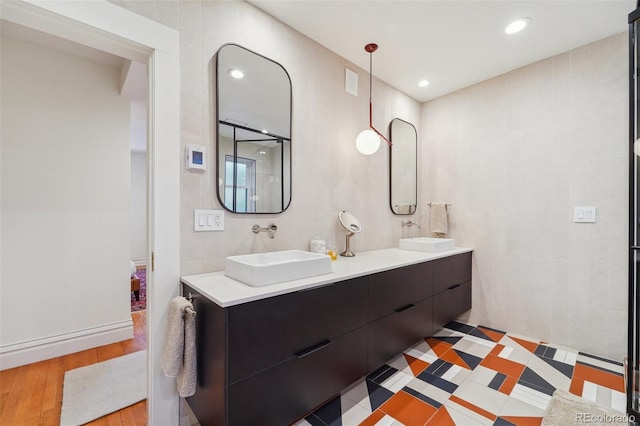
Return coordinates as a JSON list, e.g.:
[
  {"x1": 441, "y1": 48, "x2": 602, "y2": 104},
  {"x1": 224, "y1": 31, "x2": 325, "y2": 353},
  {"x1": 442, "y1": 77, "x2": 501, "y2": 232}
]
[
  {"x1": 225, "y1": 250, "x2": 332, "y2": 287},
  {"x1": 399, "y1": 237, "x2": 455, "y2": 253}
]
